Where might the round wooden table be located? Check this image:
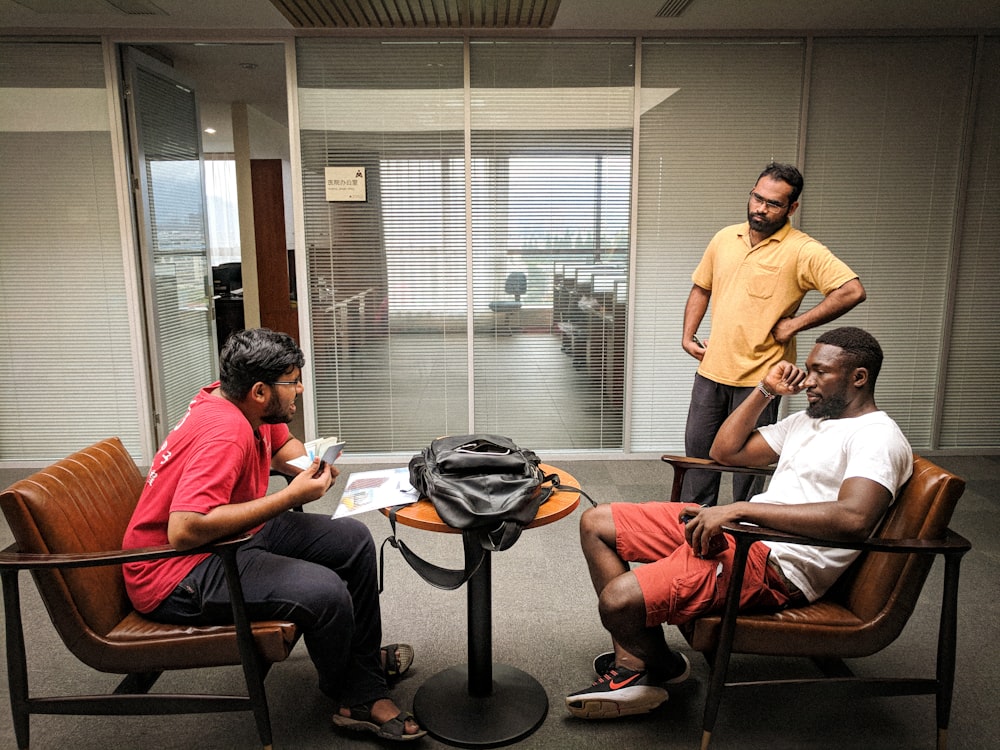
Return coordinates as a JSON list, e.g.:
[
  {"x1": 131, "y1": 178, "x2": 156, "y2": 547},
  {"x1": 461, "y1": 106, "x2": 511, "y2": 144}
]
[{"x1": 383, "y1": 464, "x2": 581, "y2": 748}]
